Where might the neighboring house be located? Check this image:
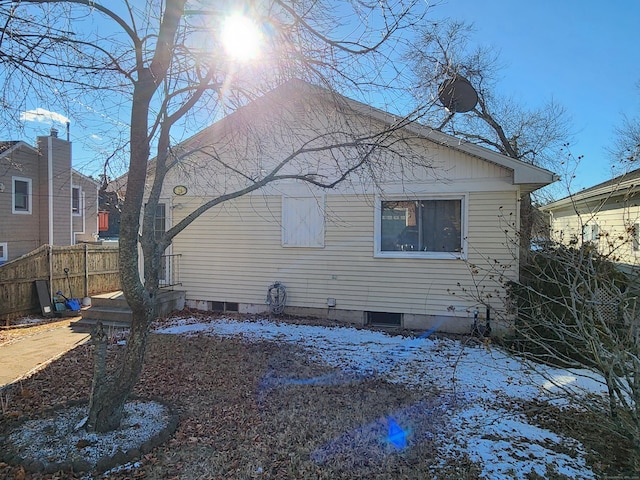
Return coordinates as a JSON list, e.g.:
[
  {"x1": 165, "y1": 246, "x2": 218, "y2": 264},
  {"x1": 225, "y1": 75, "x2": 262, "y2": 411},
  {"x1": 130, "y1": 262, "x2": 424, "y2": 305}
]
[
  {"x1": 0, "y1": 129, "x2": 99, "y2": 264},
  {"x1": 542, "y1": 168, "x2": 640, "y2": 271},
  {"x1": 132, "y1": 80, "x2": 557, "y2": 334},
  {"x1": 98, "y1": 188, "x2": 121, "y2": 240}
]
